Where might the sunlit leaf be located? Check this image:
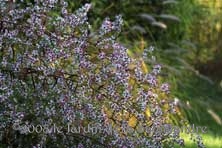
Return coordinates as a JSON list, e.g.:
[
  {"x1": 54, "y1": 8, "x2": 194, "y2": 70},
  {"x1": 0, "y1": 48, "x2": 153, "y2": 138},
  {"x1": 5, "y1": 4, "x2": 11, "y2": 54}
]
[
  {"x1": 145, "y1": 108, "x2": 151, "y2": 118},
  {"x1": 151, "y1": 21, "x2": 167, "y2": 29},
  {"x1": 128, "y1": 116, "x2": 137, "y2": 127},
  {"x1": 141, "y1": 60, "x2": 148, "y2": 73}
]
